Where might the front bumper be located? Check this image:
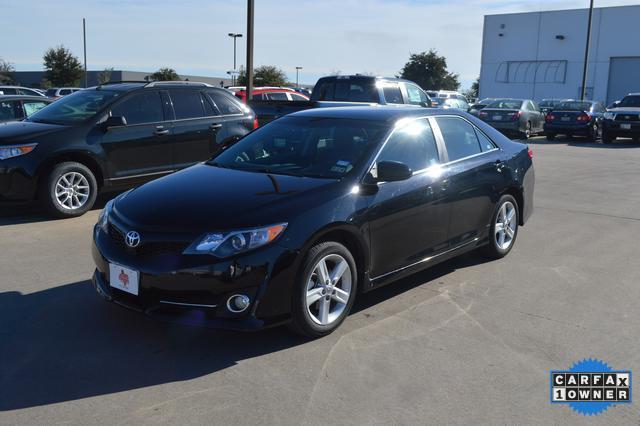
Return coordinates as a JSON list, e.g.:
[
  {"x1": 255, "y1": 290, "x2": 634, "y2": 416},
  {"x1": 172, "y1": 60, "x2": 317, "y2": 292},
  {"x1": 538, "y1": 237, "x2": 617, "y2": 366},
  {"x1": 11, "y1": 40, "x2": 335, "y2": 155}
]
[
  {"x1": 0, "y1": 156, "x2": 39, "y2": 201},
  {"x1": 92, "y1": 224, "x2": 301, "y2": 330},
  {"x1": 543, "y1": 122, "x2": 592, "y2": 135}
]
